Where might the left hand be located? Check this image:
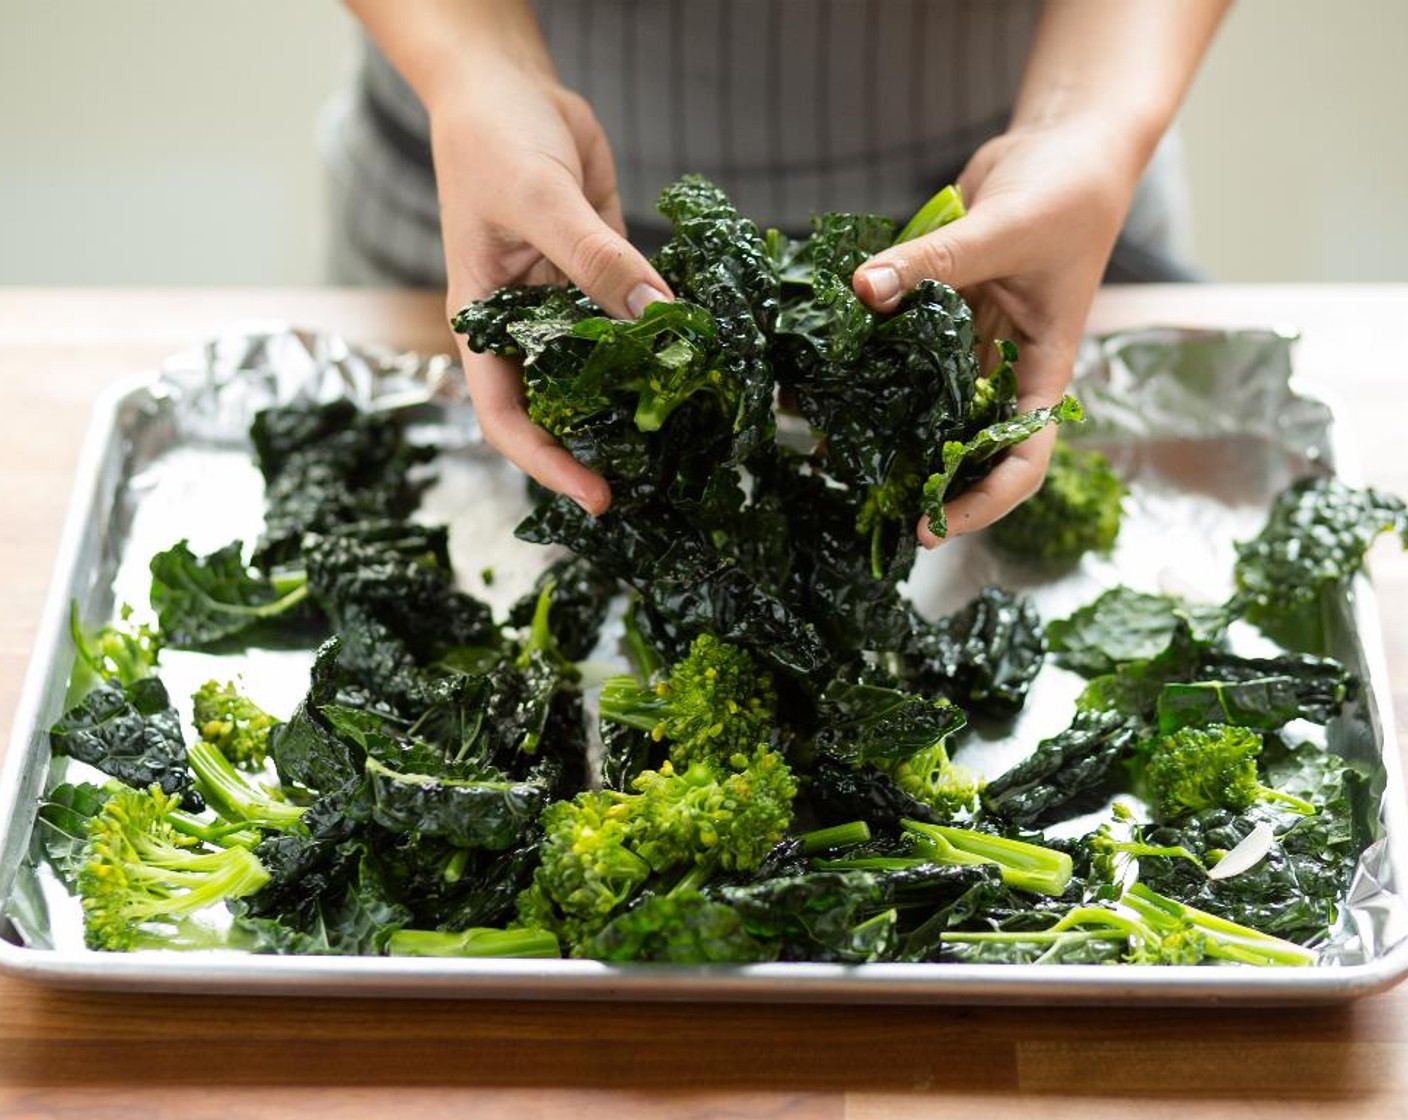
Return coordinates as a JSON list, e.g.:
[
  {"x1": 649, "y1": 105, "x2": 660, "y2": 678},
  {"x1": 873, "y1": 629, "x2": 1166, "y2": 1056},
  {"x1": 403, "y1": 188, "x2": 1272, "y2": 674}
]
[{"x1": 852, "y1": 116, "x2": 1144, "y2": 547}]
